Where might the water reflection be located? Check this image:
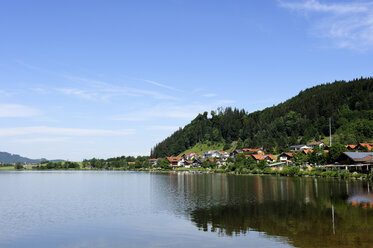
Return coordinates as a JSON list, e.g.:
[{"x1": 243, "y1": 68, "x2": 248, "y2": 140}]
[
  {"x1": 0, "y1": 171, "x2": 371, "y2": 248},
  {"x1": 156, "y1": 173, "x2": 373, "y2": 248}
]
